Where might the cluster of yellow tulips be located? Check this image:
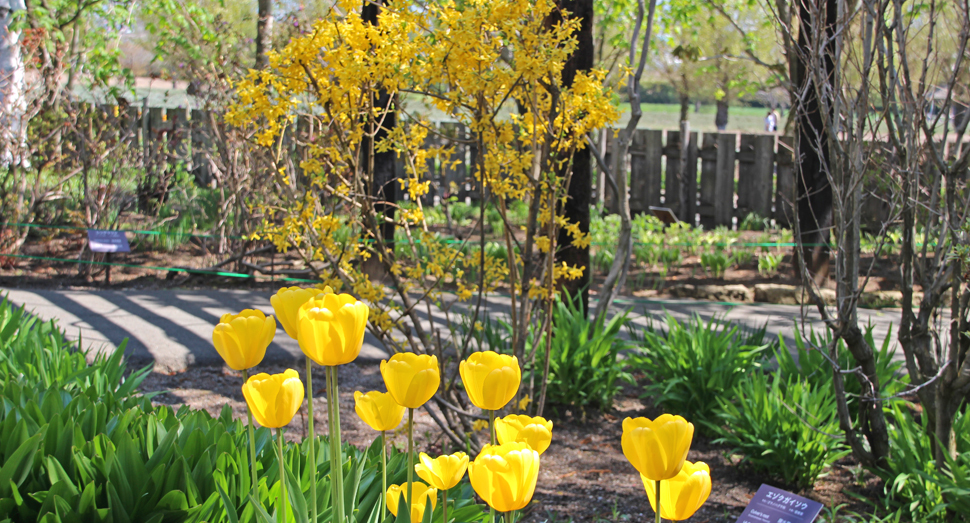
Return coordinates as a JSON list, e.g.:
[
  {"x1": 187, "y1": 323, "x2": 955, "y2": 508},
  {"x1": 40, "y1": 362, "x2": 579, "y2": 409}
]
[
  {"x1": 622, "y1": 414, "x2": 712, "y2": 522},
  {"x1": 210, "y1": 286, "x2": 553, "y2": 523}
]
